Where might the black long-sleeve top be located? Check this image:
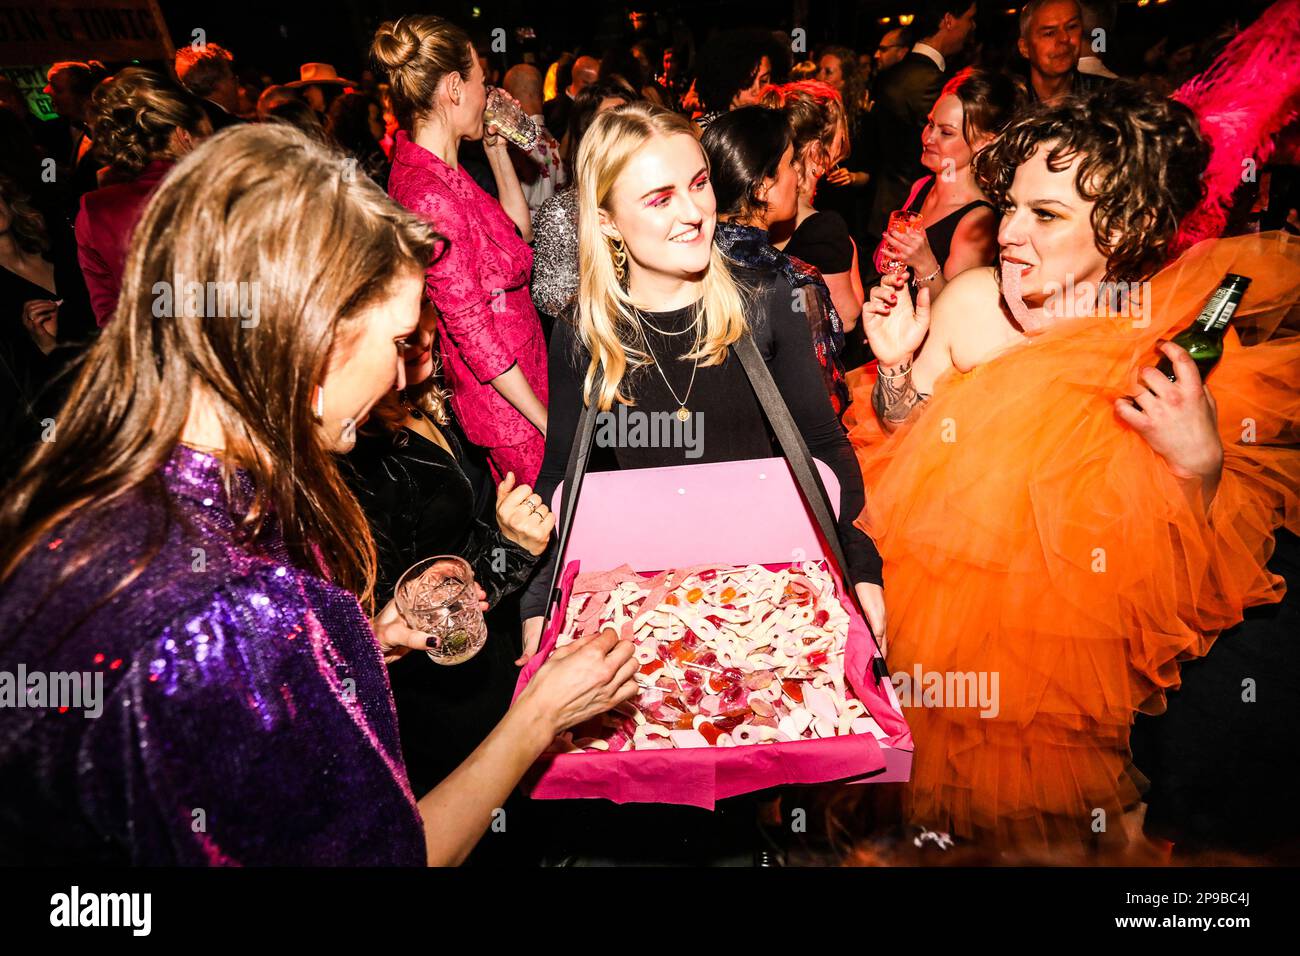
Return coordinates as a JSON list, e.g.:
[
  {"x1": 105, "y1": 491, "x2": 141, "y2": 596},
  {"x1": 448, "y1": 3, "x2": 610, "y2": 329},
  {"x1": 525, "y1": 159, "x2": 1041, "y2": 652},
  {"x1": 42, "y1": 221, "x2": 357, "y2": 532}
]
[
  {"x1": 519, "y1": 267, "x2": 883, "y2": 622},
  {"x1": 345, "y1": 413, "x2": 538, "y2": 796}
]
